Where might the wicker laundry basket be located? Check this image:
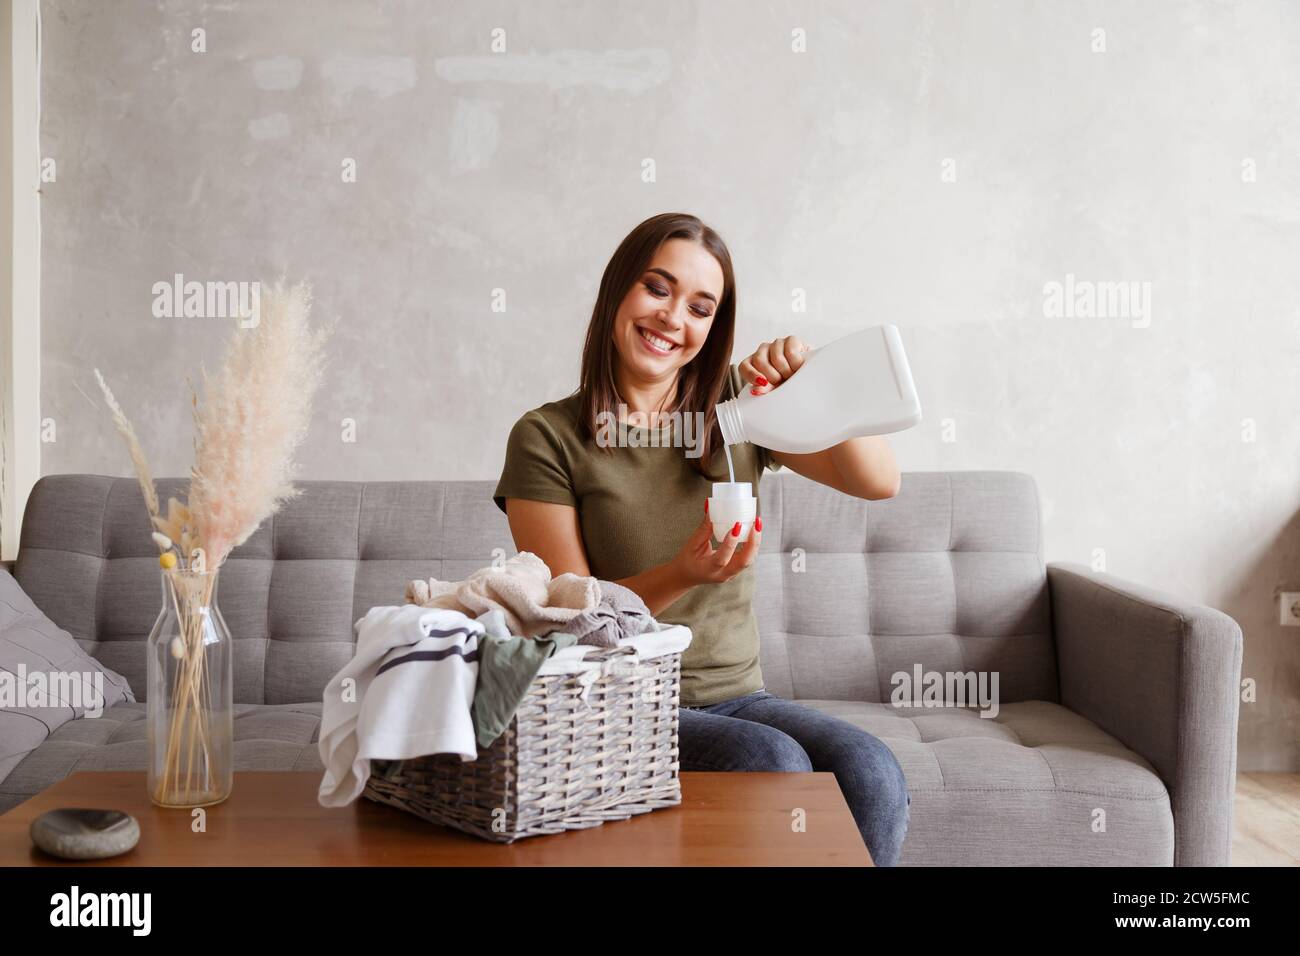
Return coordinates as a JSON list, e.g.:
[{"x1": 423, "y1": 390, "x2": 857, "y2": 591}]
[{"x1": 362, "y1": 624, "x2": 689, "y2": 843}]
